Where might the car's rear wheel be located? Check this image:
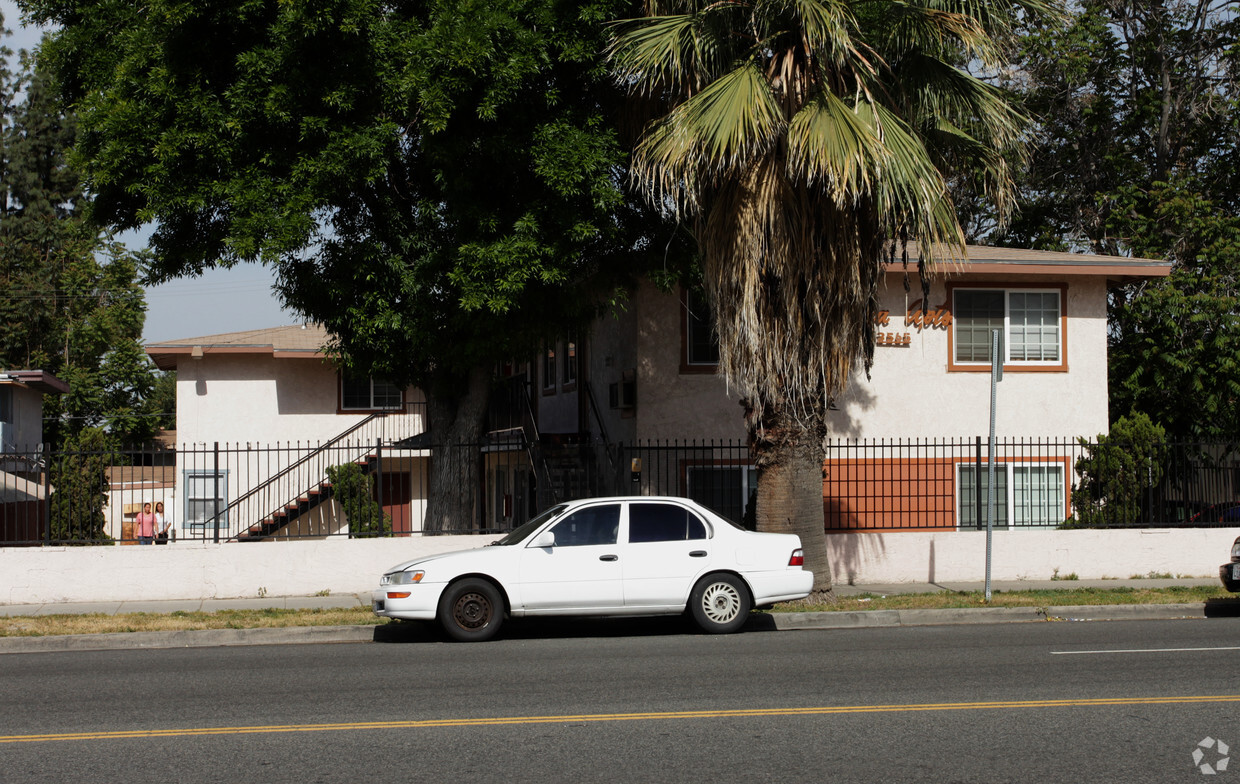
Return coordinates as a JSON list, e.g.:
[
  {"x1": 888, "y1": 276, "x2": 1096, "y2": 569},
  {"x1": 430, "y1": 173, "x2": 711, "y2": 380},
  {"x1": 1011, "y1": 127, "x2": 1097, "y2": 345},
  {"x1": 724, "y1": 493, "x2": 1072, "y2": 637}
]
[
  {"x1": 438, "y1": 578, "x2": 503, "y2": 642},
  {"x1": 689, "y1": 573, "x2": 751, "y2": 634}
]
